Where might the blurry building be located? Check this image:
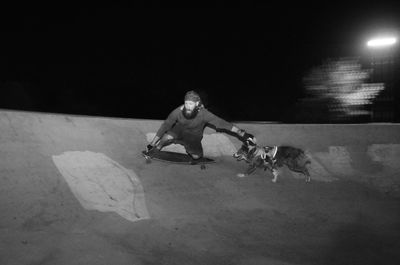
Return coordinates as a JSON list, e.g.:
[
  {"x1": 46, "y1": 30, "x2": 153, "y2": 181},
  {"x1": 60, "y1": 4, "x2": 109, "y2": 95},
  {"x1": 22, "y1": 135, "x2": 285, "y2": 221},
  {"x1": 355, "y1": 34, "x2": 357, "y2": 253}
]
[
  {"x1": 296, "y1": 58, "x2": 384, "y2": 123},
  {"x1": 366, "y1": 47, "x2": 398, "y2": 122}
]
